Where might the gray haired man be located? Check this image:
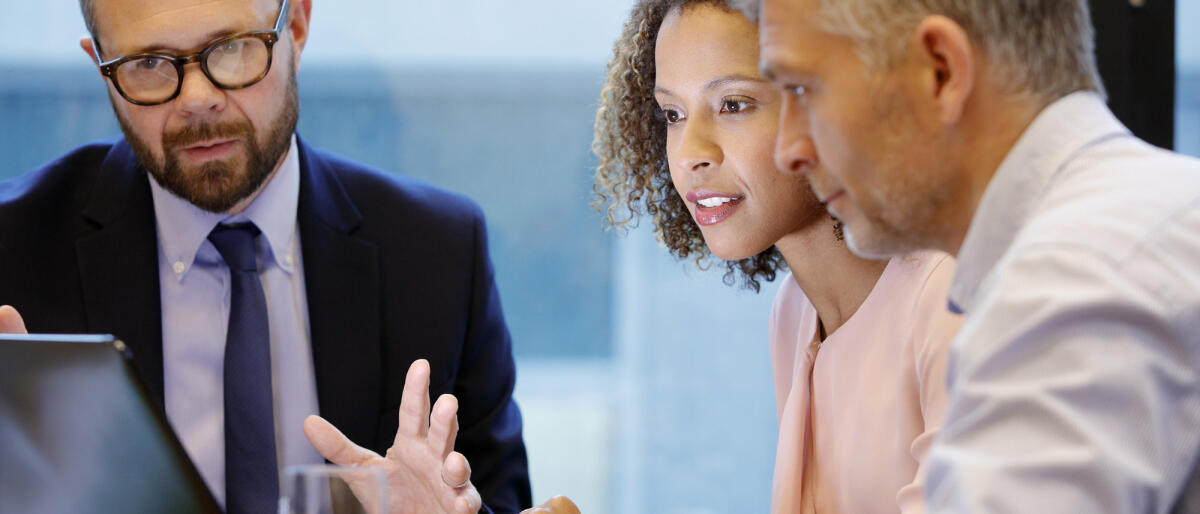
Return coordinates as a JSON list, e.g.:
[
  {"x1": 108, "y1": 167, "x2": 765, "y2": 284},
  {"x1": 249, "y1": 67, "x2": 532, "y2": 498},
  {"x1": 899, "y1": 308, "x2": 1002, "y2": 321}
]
[{"x1": 739, "y1": 0, "x2": 1200, "y2": 512}]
